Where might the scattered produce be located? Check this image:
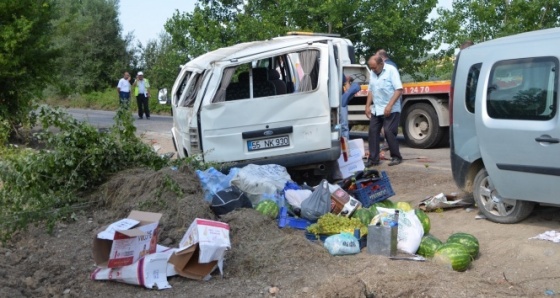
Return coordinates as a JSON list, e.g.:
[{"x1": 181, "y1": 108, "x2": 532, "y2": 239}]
[
  {"x1": 395, "y1": 201, "x2": 413, "y2": 212},
  {"x1": 414, "y1": 208, "x2": 431, "y2": 234},
  {"x1": 433, "y1": 243, "x2": 472, "y2": 272},
  {"x1": 307, "y1": 213, "x2": 367, "y2": 237},
  {"x1": 352, "y1": 208, "x2": 374, "y2": 226},
  {"x1": 446, "y1": 232, "x2": 480, "y2": 259},
  {"x1": 416, "y1": 234, "x2": 443, "y2": 258},
  {"x1": 255, "y1": 200, "x2": 280, "y2": 219}
]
